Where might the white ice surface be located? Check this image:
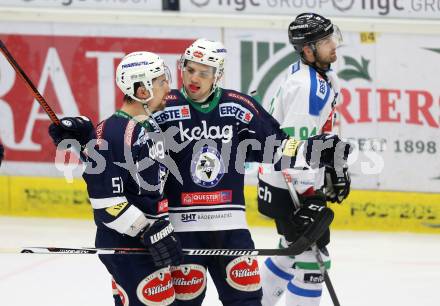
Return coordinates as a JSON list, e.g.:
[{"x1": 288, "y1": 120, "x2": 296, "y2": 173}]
[{"x1": 0, "y1": 217, "x2": 439, "y2": 306}]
